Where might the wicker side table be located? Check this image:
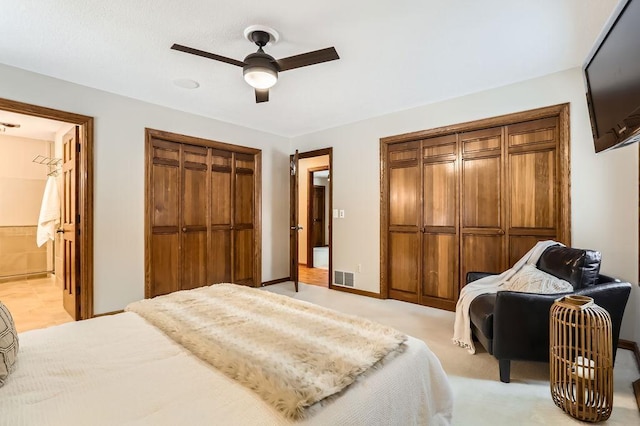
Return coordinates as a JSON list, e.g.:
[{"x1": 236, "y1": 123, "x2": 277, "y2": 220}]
[{"x1": 549, "y1": 295, "x2": 613, "y2": 422}]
